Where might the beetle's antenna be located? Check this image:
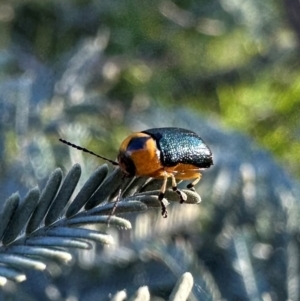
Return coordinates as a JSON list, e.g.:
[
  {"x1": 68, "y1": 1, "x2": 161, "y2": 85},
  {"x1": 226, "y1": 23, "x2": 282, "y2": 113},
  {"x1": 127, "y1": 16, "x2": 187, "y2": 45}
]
[{"x1": 59, "y1": 138, "x2": 118, "y2": 166}]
